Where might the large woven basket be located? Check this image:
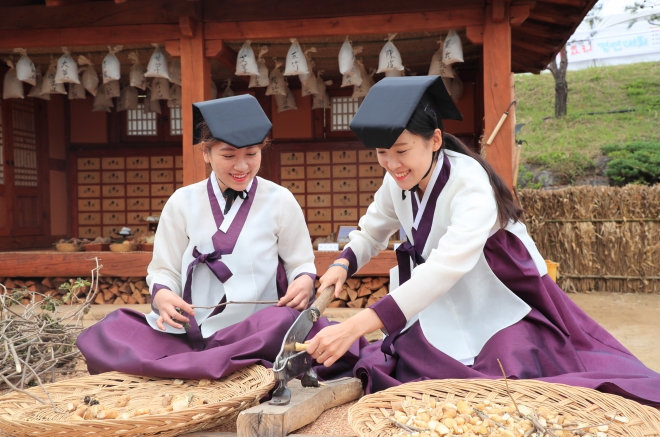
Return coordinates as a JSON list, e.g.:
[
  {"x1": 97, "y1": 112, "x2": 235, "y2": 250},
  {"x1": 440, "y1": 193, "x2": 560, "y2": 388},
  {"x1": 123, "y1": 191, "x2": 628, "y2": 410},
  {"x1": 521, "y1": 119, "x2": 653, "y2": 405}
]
[
  {"x1": 348, "y1": 379, "x2": 660, "y2": 437},
  {"x1": 0, "y1": 365, "x2": 274, "y2": 437},
  {"x1": 55, "y1": 243, "x2": 84, "y2": 252},
  {"x1": 109, "y1": 243, "x2": 138, "y2": 252}
]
